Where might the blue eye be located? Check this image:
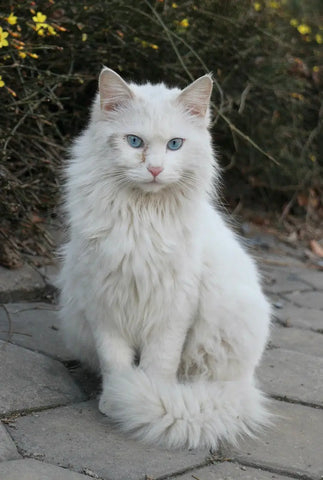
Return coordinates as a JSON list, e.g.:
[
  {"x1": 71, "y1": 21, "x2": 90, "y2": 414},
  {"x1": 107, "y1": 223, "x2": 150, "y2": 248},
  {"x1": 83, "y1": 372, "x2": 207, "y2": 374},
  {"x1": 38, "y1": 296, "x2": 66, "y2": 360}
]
[
  {"x1": 167, "y1": 138, "x2": 183, "y2": 151},
  {"x1": 126, "y1": 135, "x2": 144, "y2": 148}
]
